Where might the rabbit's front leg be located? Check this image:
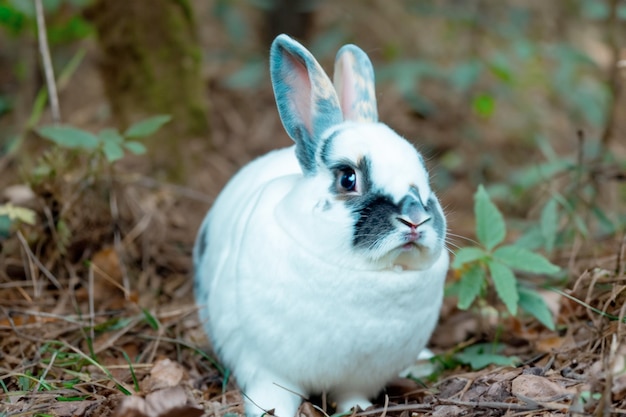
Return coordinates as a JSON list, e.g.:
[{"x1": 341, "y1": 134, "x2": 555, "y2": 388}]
[
  {"x1": 242, "y1": 373, "x2": 305, "y2": 417},
  {"x1": 333, "y1": 392, "x2": 372, "y2": 414}
]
